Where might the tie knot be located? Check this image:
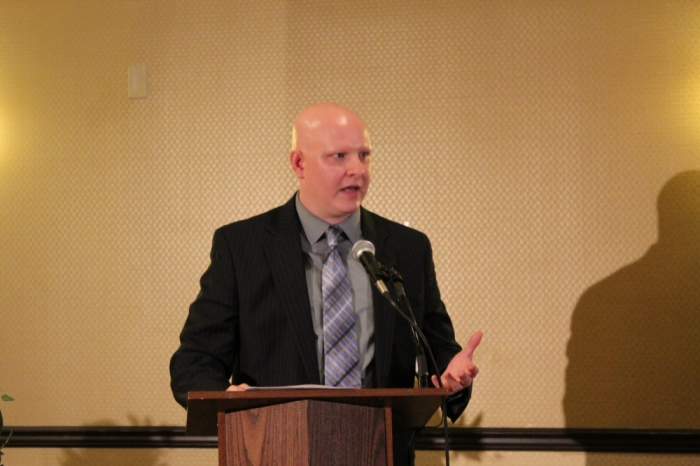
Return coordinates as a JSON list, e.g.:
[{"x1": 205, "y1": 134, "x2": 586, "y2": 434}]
[{"x1": 326, "y1": 226, "x2": 343, "y2": 249}]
